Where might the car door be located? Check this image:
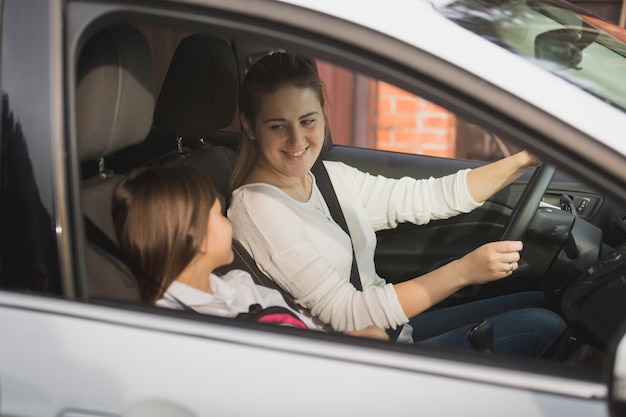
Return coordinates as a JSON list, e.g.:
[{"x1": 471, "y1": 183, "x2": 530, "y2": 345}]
[{"x1": 0, "y1": 289, "x2": 612, "y2": 417}]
